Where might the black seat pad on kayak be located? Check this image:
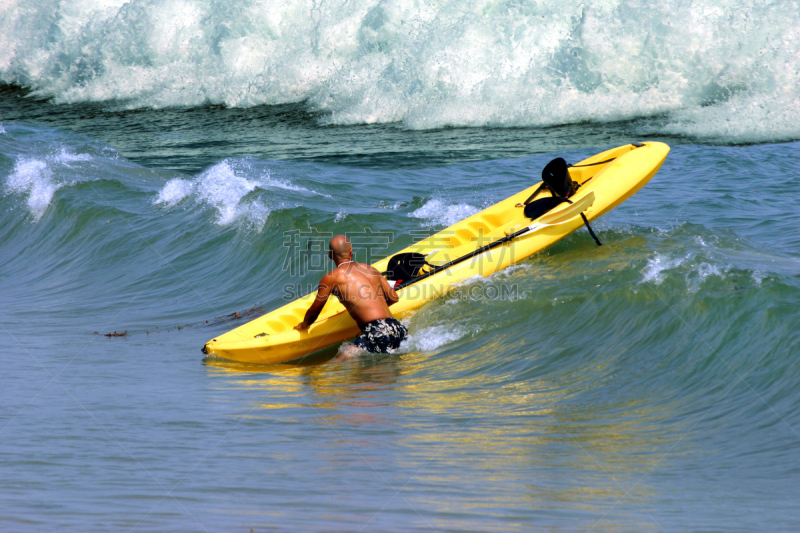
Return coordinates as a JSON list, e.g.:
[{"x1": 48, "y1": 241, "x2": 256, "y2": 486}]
[
  {"x1": 523, "y1": 196, "x2": 563, "y2": 220},
  {"x1": 541, "y1": 157, "x2": 575, "y2": 198}
]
